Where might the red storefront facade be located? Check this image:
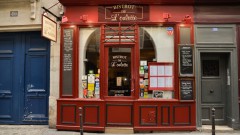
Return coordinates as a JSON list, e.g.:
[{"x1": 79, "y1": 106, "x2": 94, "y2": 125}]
[{"x1": 56, "y1": 0, "x2": 240, "y2": 132}]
